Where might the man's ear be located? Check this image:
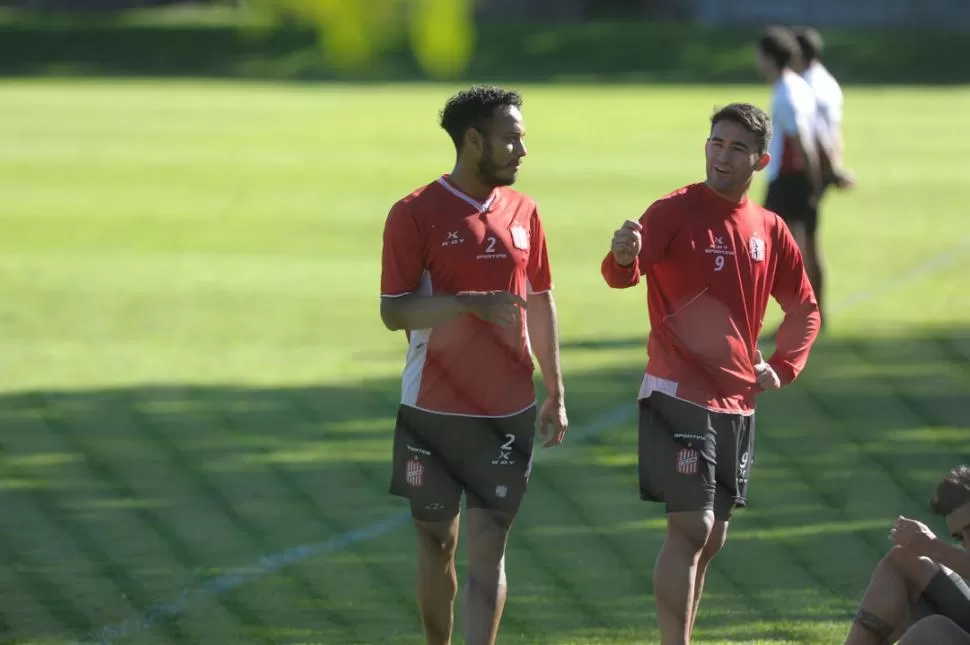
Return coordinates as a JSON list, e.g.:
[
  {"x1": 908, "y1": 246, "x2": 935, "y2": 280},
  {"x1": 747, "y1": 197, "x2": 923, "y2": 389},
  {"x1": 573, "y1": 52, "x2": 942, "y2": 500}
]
[
  {"x1": 754, "y1": 152, "x2": 771, "y2": 172},
  {"x1": 464, "y1": 127, "x2": 484, "y2": 156}
]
